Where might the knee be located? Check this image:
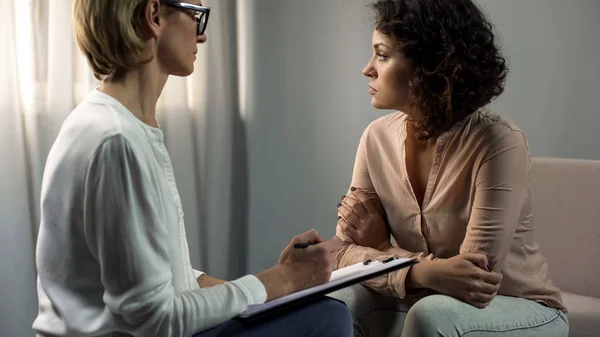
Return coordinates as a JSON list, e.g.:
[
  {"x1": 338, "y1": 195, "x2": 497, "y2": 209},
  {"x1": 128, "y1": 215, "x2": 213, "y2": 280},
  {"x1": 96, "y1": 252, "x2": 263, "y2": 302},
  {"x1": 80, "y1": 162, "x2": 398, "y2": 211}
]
[
  {"x1": 314, "y1": 298, "x2": 354, "y2": 337},
  {"x1": 403, "y1": 295, "x2": 461, "y2": 337},
  {"x1": 329, "y1": 285, "x2": 408, "y2": 337},
  {"x1": 328, "y1": 284, "x2": 383, "y2": 323}
]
